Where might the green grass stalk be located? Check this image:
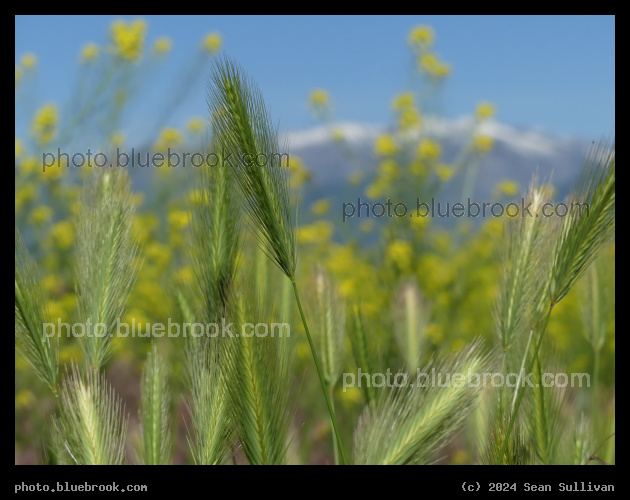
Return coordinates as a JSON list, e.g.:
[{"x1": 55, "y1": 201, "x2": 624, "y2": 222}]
[{"x1": 291, "y1": 280, "x2": 347, "y2": 464}]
